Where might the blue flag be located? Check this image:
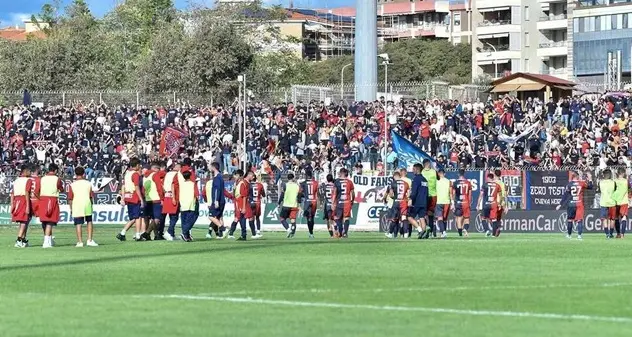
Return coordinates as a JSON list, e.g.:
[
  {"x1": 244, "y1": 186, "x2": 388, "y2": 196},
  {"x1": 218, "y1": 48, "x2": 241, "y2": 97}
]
[{"x1": 391, "y1": 131, "x2": 436, "y2": 169}]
